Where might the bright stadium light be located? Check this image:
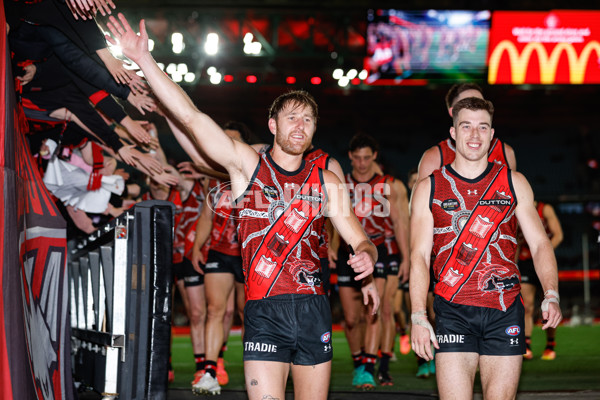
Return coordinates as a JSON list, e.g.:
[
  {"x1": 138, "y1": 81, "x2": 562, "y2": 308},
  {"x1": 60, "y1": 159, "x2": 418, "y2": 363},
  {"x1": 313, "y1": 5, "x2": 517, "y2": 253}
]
[
  {"x1": 358, "y1": 69, "x2": 368, "y2": 80},
  {"x1": 172, "y1": 73, "x2": 183, "y2": 83},
  {"x1": 347, "y1": 69, "x2": 358, "y2": 79},
  {"x1": 207, "y1": 66, "x2": 217, "y2": 75},
  {"x1": 205, "y1": 33, "x2": 219, "y2": 55},
  {"x1": 338, "y1": 77, "x2": 350, "y2": 87},
  {"x1": 148, "y1": 39, "x2": 154, "y2": 52},
  {"x1": 332, "y1": 69, "x2": 344, "y2": 80},
  {"x1": 184, "y1": 72, "x2": 196, "y2": 82},
  {"x1": 210, "y1": 72, "x2": 222, "y2": 84},
  {"x1": 177, "y1": 63, "x2": 188, "y2": 74},
  {"x1": 172, "y1": 32, "x2": 185, "y2": 54},
  {"x1": 166, "y1": 63, "x2": 177, "y2": 74}
]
